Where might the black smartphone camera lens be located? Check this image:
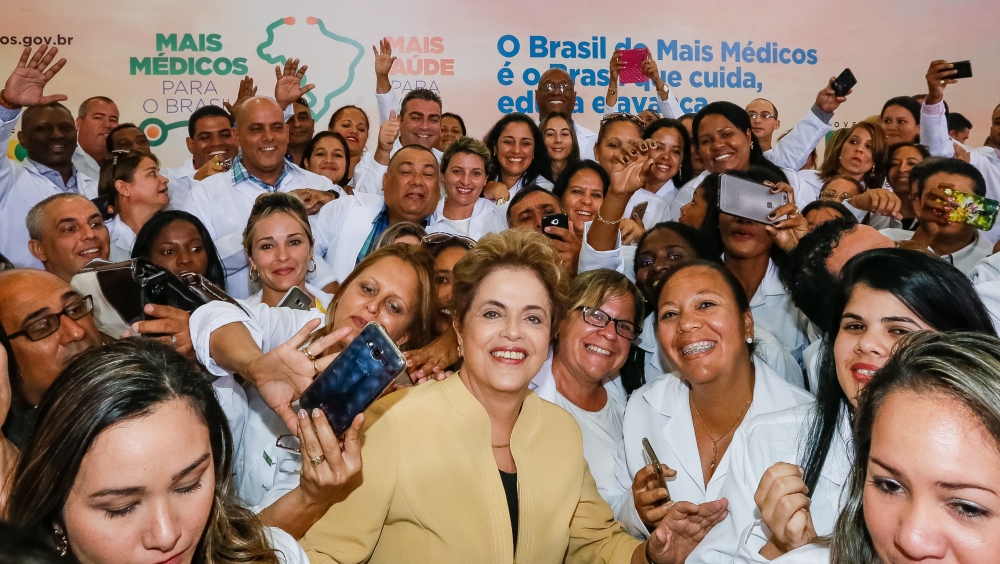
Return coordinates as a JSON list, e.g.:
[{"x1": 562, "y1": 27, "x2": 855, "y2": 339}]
[{"x1": 371, "y1": 347, "x2": 383, "y2": 360}]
